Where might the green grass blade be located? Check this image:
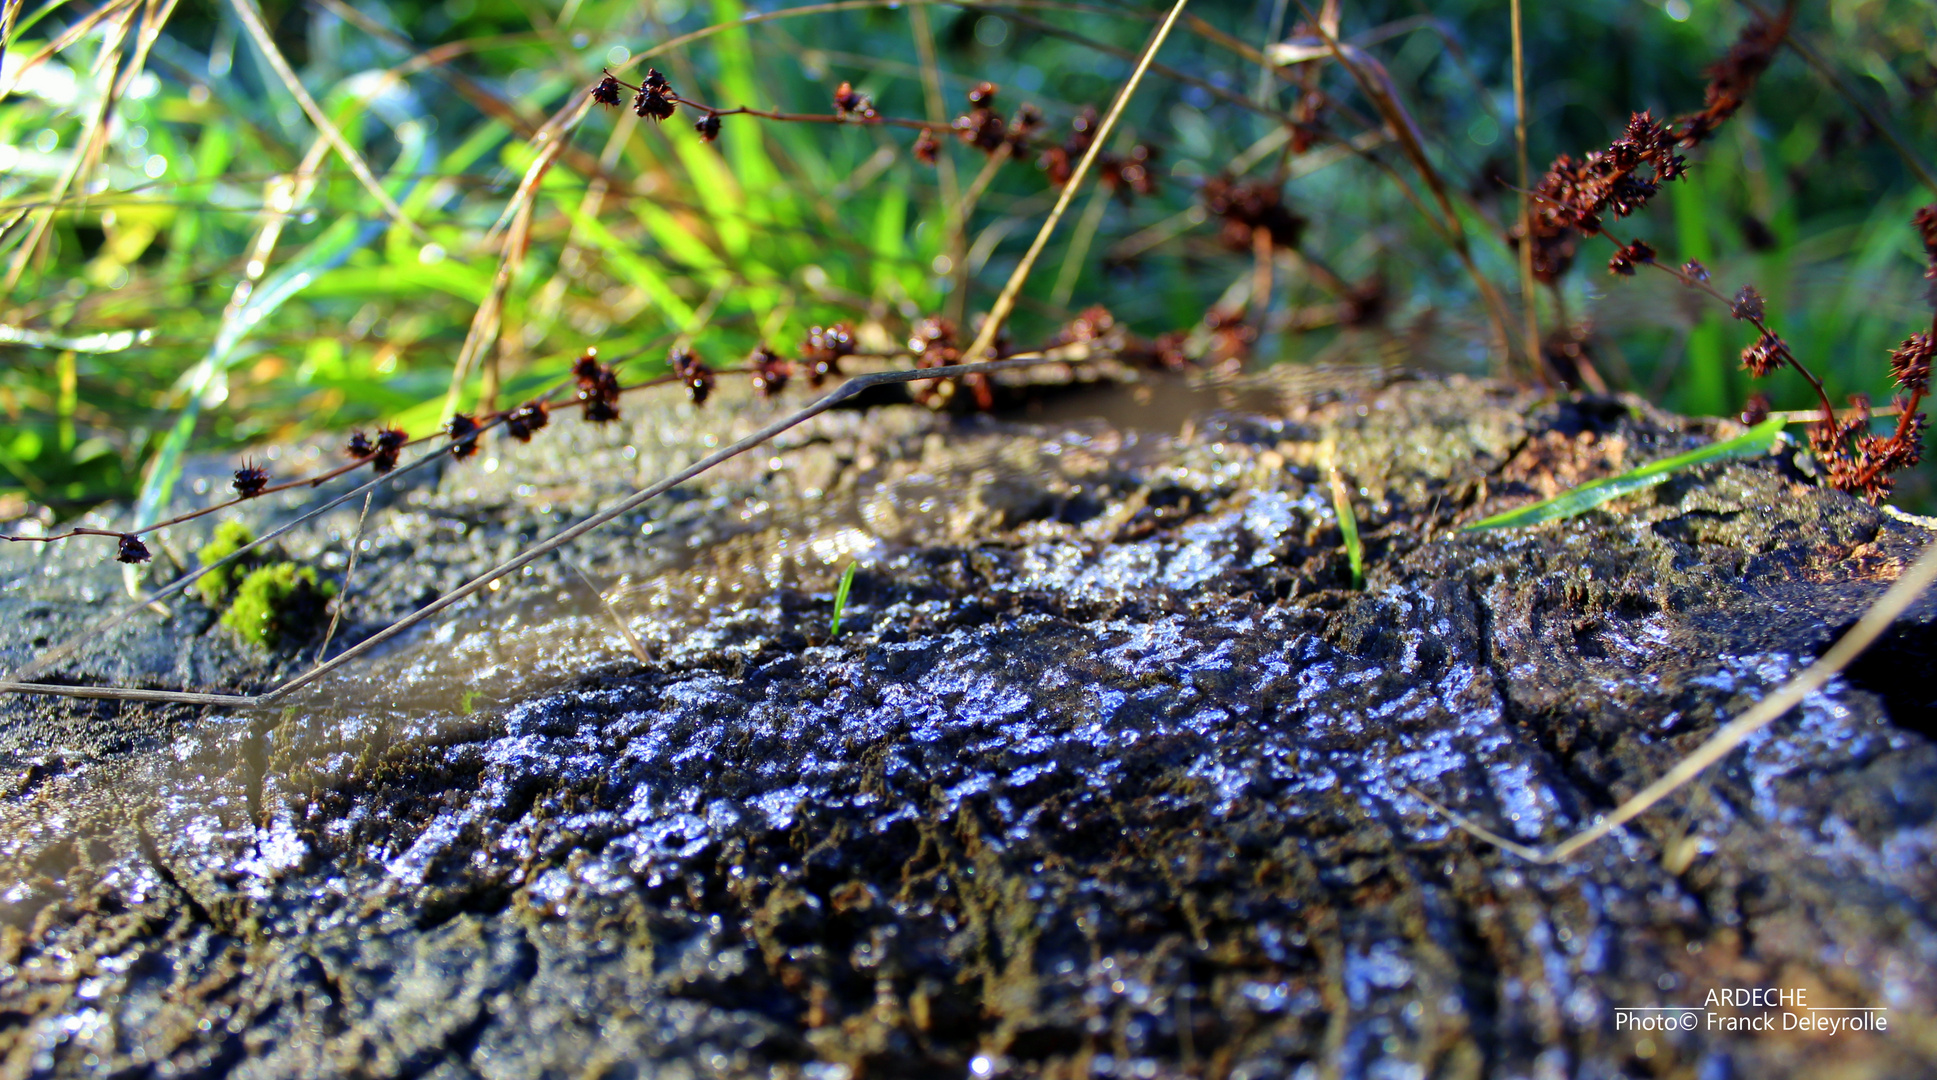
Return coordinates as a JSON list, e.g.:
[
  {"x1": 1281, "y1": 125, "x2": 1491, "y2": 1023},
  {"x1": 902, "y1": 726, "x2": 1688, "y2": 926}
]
[
  {"x1": 1463, "y1": 416, "x2": 1786, "y2": 531},
  {"x1": 829, "y1": 561, "x2": 858, "y2": 638},
  {"x1": 1328, "y1": 468, "x2": 1364, "y2": 590}
]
